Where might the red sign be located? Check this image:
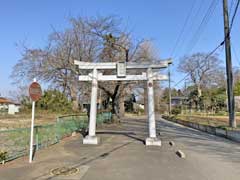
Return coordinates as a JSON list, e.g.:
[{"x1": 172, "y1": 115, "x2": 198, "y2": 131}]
[
  {"x1": 29, "y1": 82, "x2": 42, "y2": 101},
  {"x1": 148, "y1": 82, "x2": 153, "y2": 87}
]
